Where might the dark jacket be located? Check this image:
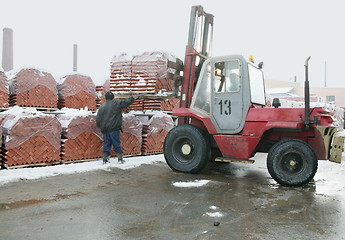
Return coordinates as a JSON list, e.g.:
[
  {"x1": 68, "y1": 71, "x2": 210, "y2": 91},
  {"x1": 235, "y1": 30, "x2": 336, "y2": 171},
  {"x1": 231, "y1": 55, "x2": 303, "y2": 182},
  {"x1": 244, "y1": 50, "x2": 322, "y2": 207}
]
[{"x1": 96, "y1": 97, "x2": 134, "y2": 134}]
